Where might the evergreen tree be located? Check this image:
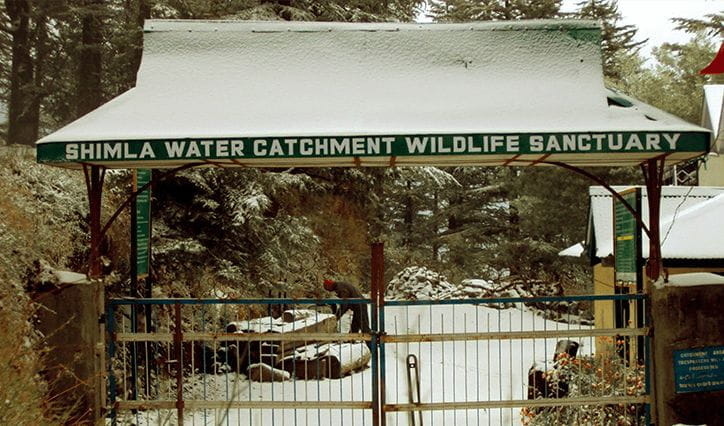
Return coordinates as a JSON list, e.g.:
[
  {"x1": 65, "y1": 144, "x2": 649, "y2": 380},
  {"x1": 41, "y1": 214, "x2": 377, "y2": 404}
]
[
  {"x1": 430, "y1": 0, "x2": 560, "y2": 22},
  {"x1": 673, "y1": 12, "x2": 723, "y2": 84},
  {"x1": 575, "y1": 0, "x2": 644, "y2": 81},
  {"x1": 2, "y1": 0, "x2": 50, "y2": 145},
  {"x1": 1, "y1": 0, "x2": 424, "y2": 144},
  {"x1": 382, "y1": 167, "x2": 458, "y2": 274},
  {"x1": 436, "y1": 167, "x2": 509, "y2": 281},
  {"x1": 613, "y1": 35, "x2": 715, "y2": 125},
  {"x1": 673, "y1": 13, "x2": 722, "y2": 38}
]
